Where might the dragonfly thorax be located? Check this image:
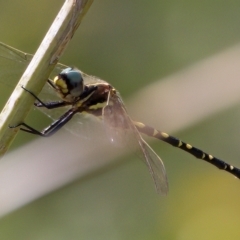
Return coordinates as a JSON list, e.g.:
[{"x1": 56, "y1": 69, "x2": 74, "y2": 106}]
[{"x1": 53, "y1": 67, "x2": 84, "y2": 102}]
